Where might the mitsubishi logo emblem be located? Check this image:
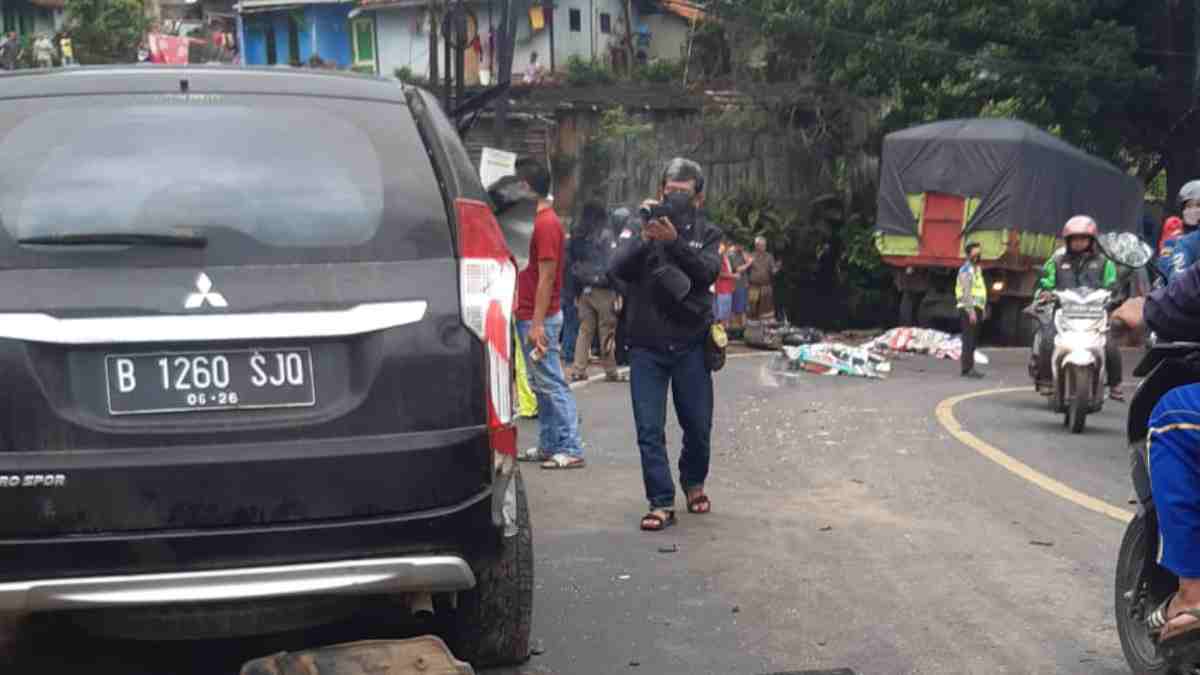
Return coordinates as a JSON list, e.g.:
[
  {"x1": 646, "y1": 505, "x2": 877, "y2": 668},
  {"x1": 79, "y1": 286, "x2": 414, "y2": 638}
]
[{"x1": 185, "y1": 273, "x2": 228, "y2": 309}]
